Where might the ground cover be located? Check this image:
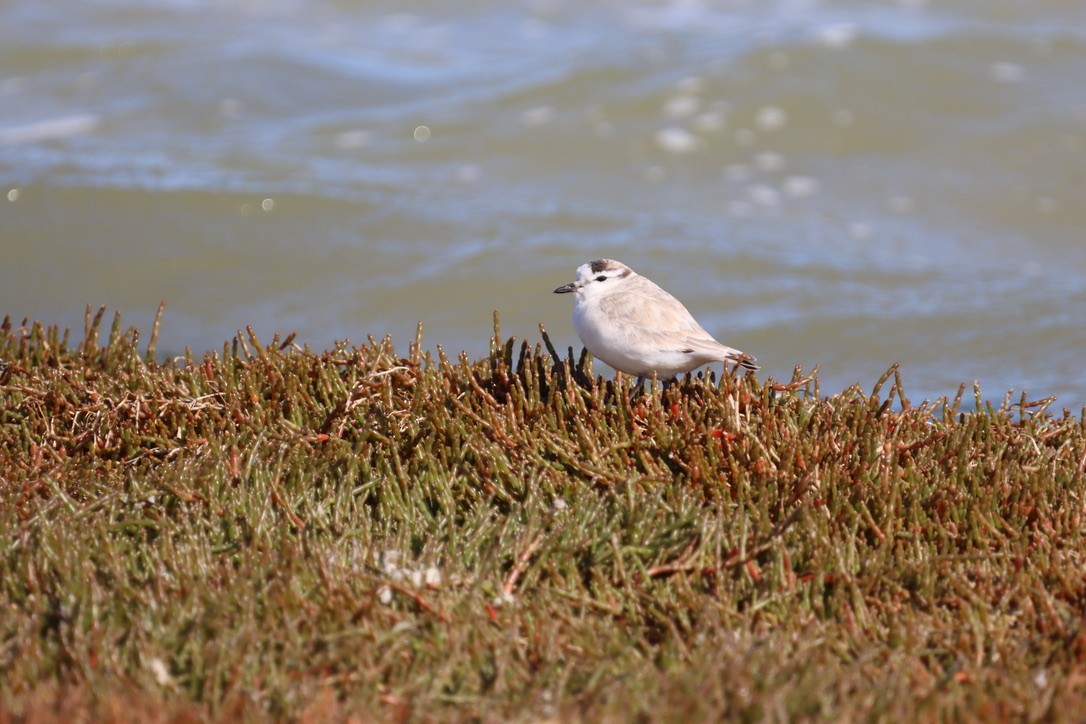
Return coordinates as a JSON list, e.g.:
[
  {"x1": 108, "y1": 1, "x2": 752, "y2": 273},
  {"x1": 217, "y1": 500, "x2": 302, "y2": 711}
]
[{"x1": 1, "y1": 308, "x2": 1084, "y2": 721}]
